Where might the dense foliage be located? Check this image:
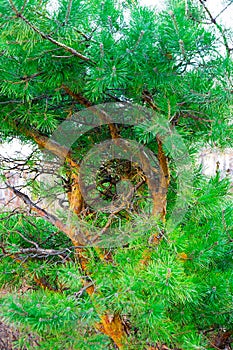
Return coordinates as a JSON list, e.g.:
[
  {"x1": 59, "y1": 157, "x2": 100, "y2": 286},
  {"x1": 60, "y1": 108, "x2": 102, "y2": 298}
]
[{"x1": 0, "y1": 0, "x2": 232, "y2": 349}]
